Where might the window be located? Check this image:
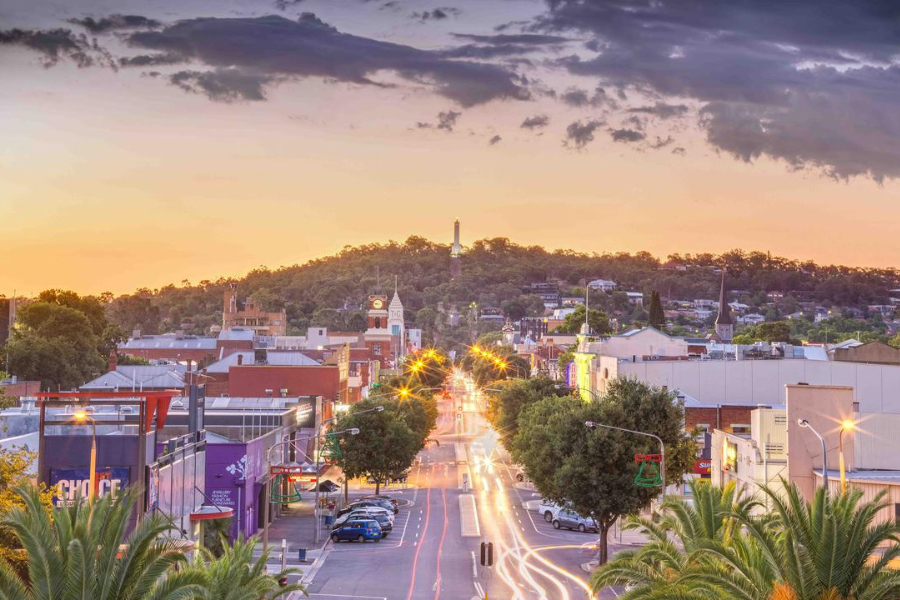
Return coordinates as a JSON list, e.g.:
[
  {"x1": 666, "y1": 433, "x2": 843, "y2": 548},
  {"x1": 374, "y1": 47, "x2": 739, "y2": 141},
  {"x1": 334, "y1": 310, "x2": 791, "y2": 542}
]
[
  {"x1": 373, "y1": 345, "x2": 381, "y2": 356},
  {"x1": 374, "y1": 317, "x2": 382, "y2": 328},
  {"x1": 895, "y1": 504, "x2": 900, "y2": 523},
  {"x1": 731, "y1": 424, "x2": 751, "y2": 435},
  {"x1": 695, "y1": 423, "x2": 710, "y2": 433}
]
